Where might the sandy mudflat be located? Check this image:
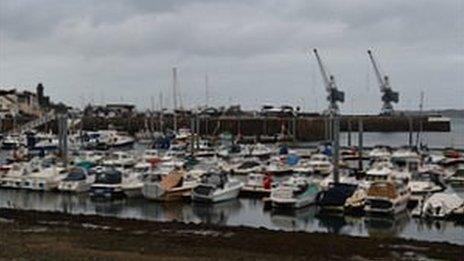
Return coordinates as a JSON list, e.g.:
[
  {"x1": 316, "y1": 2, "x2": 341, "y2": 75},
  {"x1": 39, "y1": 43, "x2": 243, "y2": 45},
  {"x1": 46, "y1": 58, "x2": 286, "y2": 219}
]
[{"x1": 0, "y1": 208, "x2": 462, "y2": 260}]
